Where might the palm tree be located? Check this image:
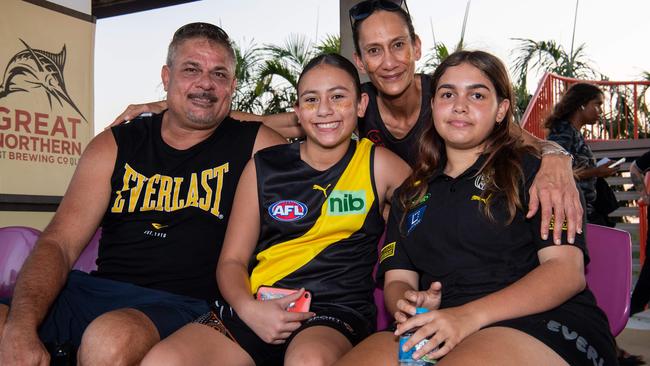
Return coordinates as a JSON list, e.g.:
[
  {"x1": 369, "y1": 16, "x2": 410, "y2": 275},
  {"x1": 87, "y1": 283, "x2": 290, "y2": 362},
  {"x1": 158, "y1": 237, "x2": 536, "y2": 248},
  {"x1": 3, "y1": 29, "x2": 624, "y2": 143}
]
[
  {"x1": 510, "y1": 38, "x2": 601, "y2": 119},
  {"x1": 231, "y1": 40, "x2": 265, "y2": 113},
  {"x1": 419, "y1": 0, "x2": 471, "y2": 74},
  {"x1": 314, "y1": 34, "x2": 340, "y2": 55},
  {"x1": 511, "y1": 39, "x2": 600, "y2": 89},
  {"x1": 420, "y1": 43, "x2": 451, "y2": 74},
  {"x1": 252, "y1": 34, "x2": 342, "y2": 114},
  {"x1": 637, "y1": 71, "x2": 650, "y2": 136}
]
